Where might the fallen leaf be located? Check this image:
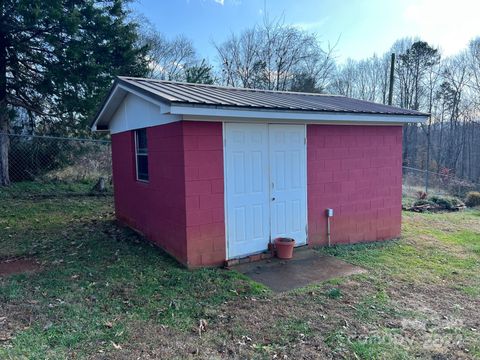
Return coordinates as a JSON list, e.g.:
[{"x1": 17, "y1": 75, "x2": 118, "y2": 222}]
[
  {"x1": 111, "y1": 341, "x2": 122, "y2": 350},
  {"x1": 198, "y1": 319, "x2": 208, "y2": 337},
  {"x1": 0, "y1": 335, "x2": 13, "y2": 341}
]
